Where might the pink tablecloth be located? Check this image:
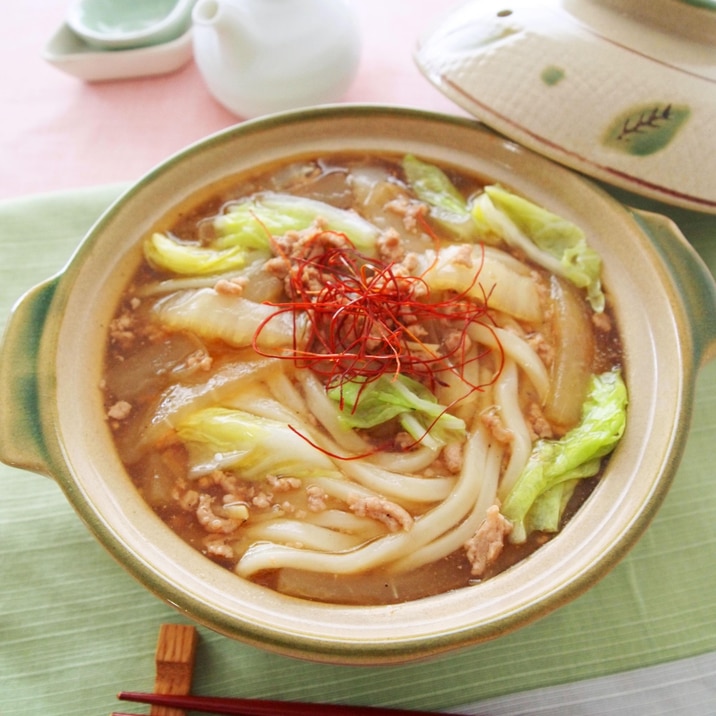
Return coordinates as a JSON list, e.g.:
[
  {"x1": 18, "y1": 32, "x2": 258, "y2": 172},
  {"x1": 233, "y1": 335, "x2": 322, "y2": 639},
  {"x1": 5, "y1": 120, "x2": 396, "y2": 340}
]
[{"x1": 0, "y1": 0, "x2": 465, "y2": 199}]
